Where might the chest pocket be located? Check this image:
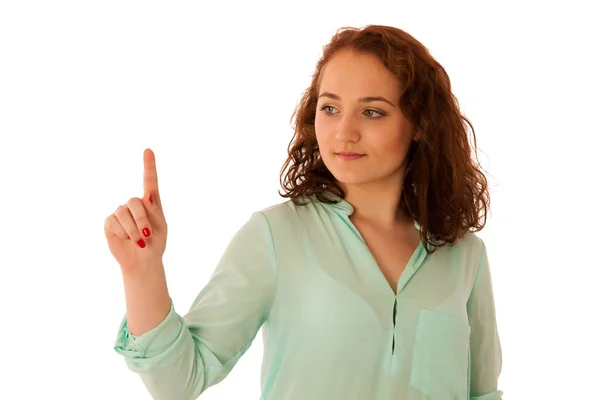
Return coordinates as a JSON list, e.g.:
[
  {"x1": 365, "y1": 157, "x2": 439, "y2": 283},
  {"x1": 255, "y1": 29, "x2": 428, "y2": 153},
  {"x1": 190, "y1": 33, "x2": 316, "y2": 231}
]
[{"x1": 410, "y1": 308, "x2": 471, "y2": 400}]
